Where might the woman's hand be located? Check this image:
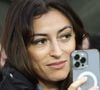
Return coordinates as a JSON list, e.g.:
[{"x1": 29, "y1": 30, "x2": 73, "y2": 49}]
[
  {"x1": 68, "y1": 77, "x2": 99, "y2": 90},
  {"x1": 68, "y1": 77, "x2": 87, "y2": 90}
]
